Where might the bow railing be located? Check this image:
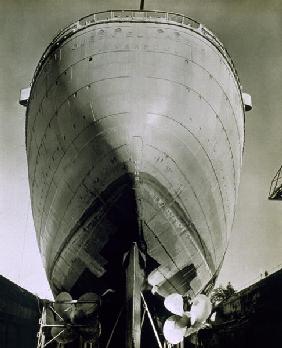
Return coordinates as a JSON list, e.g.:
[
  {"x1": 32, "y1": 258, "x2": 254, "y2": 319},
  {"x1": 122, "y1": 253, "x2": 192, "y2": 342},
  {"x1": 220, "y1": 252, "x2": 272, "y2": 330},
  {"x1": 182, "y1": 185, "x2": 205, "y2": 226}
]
[{"x1": 31, "y1": 9, "x2": 241, "y2": 92}]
